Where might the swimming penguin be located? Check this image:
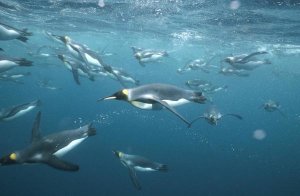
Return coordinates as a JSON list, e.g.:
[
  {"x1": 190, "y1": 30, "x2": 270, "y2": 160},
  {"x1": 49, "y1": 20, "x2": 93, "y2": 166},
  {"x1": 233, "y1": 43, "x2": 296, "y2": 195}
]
[
  {"x1": 38, "y1": 79, "x2": 62, "y2": 90},
  {"x1": 219, "y1": 66, "x2": 250, "y2": 77},
  {"x1": 0, "y1": 72, "x2": 30, "y2": 84},
  {"x1": 0, "y1": 54, "x2": 33, "y2": 73},
  {"x1": 261, "y1": 100, "x2": 285, "y2": 116},
  {"x1": 0, "y1": 100, "x2": 41, "y2": 121},
  {"x1": 177, "y1": 56, "x2": 216, "y2": 74},
  {"x1": 113, "y1": 150, "x2": 168, "y2": 190},
  {"x1": 108, "y1": 67, "x2": 140, "y2": 86},
  {"x1": 224, "y1": 51, "x2": 271, "y2": 70},
  {"x1": 190, "y1": 106, "x2": 242, "y2": 125},
  {"x1": 0, "y1": 112, "x2": 96, "y2": 171},
  {"x1": 98, "y1": 83, "x2": 206, "y2": 126},
  {"x1": 185, "y1": 79, "x2": 227, "y2": 94},
  {"x1": 57, "y1": 54, "x2": 94, "y2": 85},
  {"x1": 131, "y1": 47, "x2": 168, "y2": 67},
  {"x1": 0, "y1": 22, "x2": 32, "y2": 42},
  {"x1": 46, "y1": 33, "x2": 127, "y2": 86}
]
